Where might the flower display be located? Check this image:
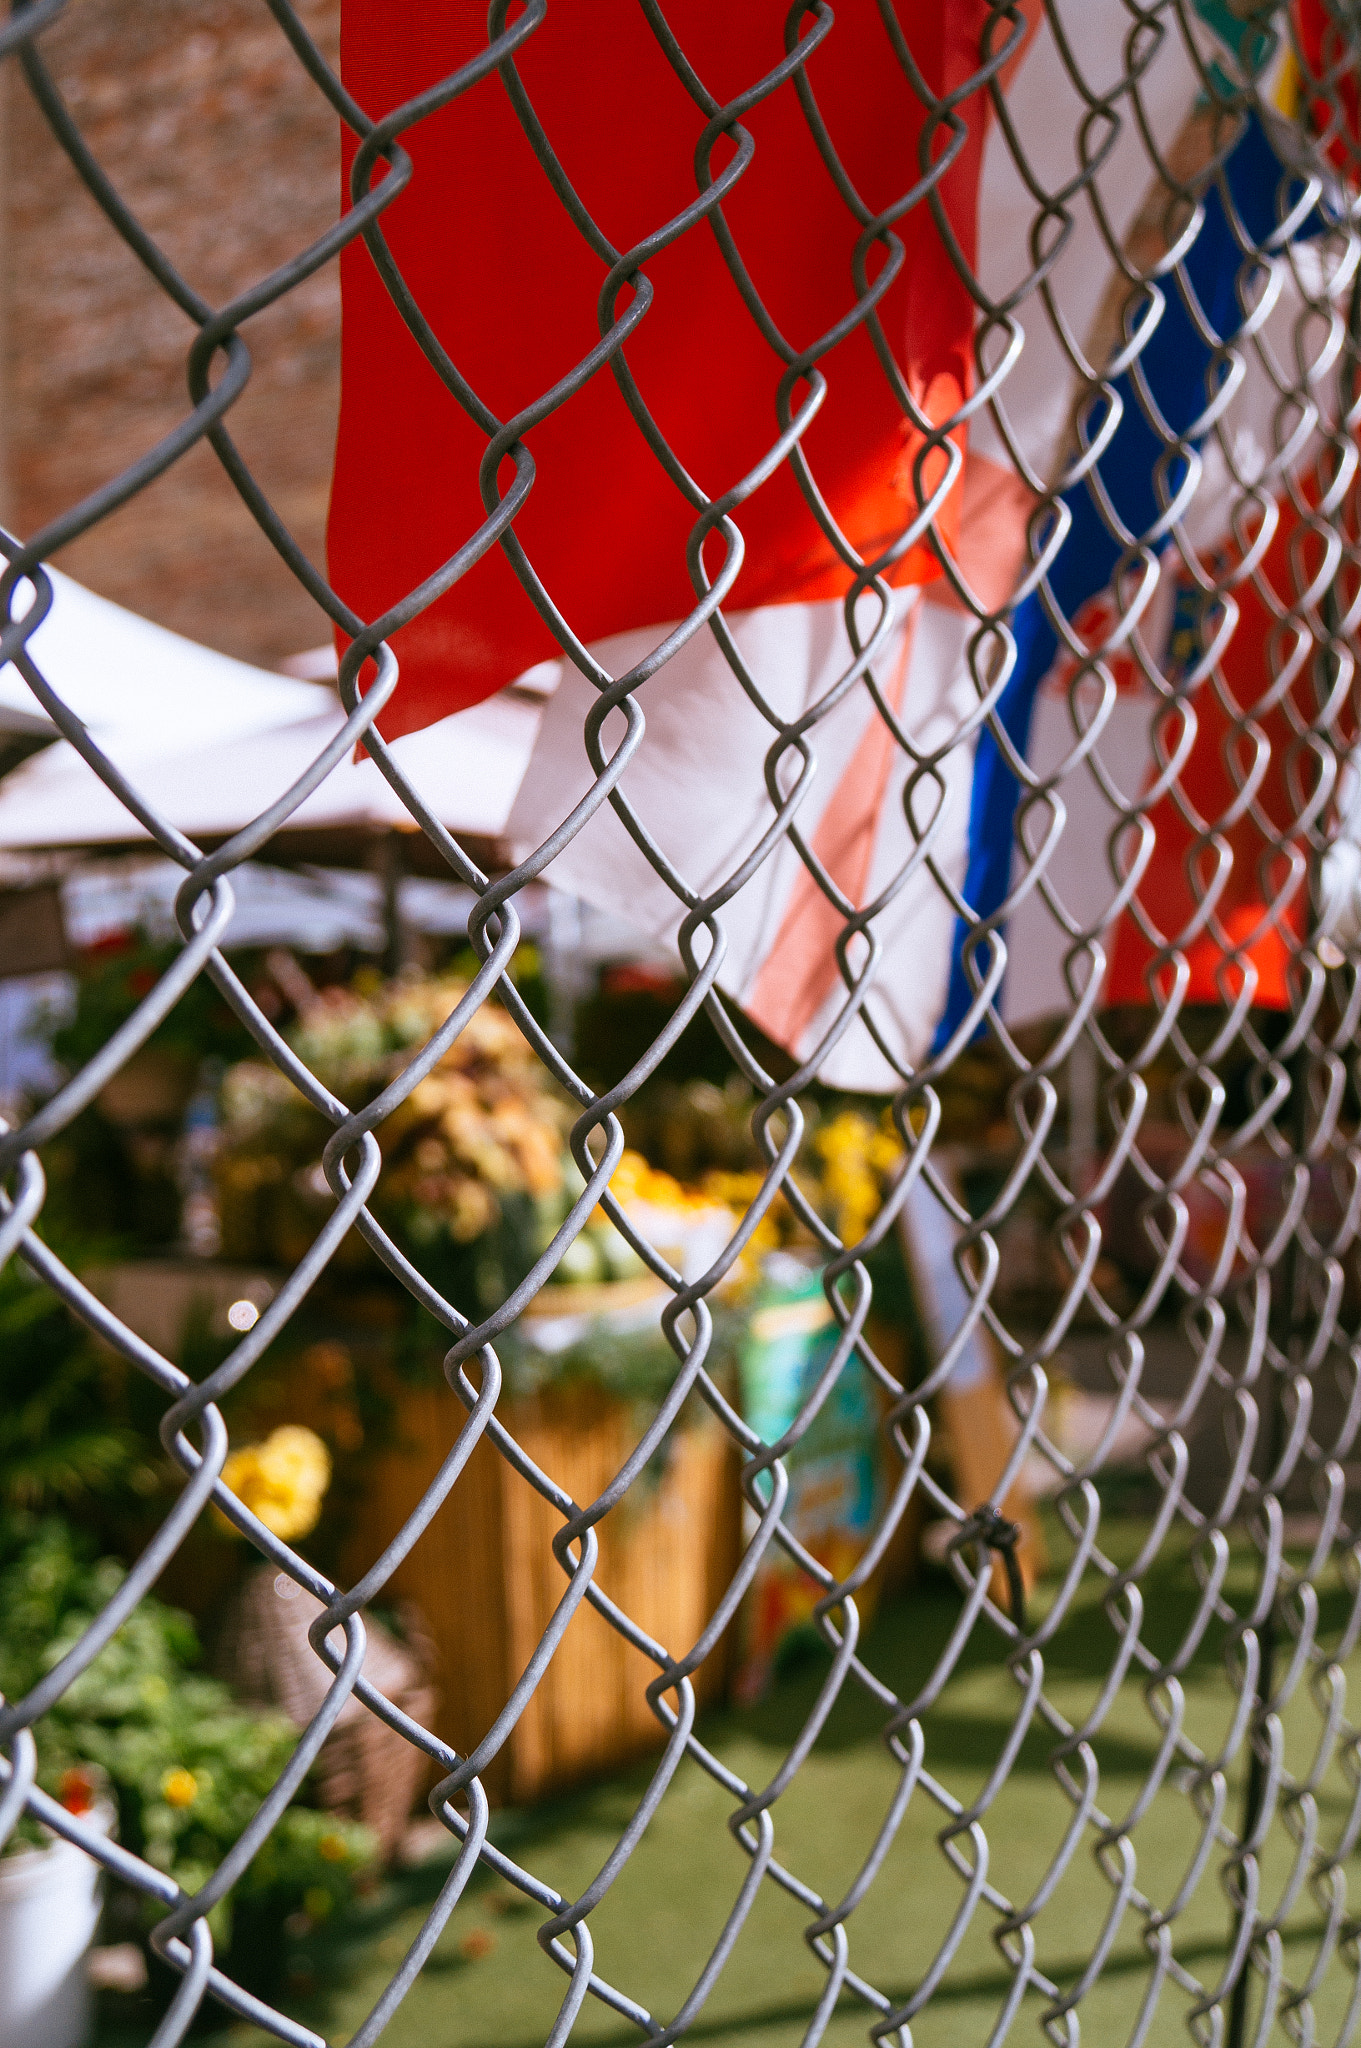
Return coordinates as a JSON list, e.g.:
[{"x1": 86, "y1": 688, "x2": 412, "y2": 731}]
[
  {"x1": 659, "y1": 1106, "x2": 914, "y2": 1287},
  {"x1": 217, "y1": 973, "x2": 569, "y2": 1309},
  {"x1": 812, "y1": 1108, "x2": 906, "y2": 1246},
  {"x1": 0, "y1": 1518, "x2": 374, "y2": 1962},
  {"x1": 605, "y1": 1151, "x2": 712, "y2": 1215},
  {"x1": 535, "y1": 1147, "x2": 736, "y2": 1289}
]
